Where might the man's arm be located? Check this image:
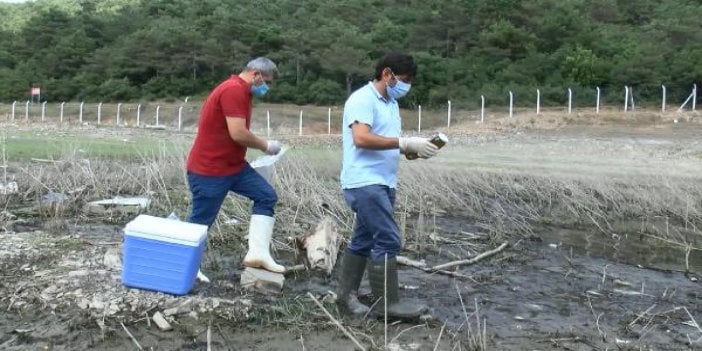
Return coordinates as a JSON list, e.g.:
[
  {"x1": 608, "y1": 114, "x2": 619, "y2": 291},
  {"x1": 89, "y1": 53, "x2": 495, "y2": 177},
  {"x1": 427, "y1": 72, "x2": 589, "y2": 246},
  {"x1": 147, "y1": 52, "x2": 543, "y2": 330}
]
[
  {"x1": 350, "y1": 122, "x2": 399, "y2": 150},
  {"x1": 226, "y1": 116, "x2": 268, "y2": 151}
]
